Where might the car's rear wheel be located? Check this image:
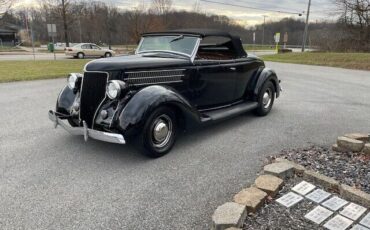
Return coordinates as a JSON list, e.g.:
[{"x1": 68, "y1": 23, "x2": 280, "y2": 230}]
[
  {"x1": 136, "y1": 106, "x2": 177, "y2": 158},
  {"x1": 77, "y1": 52, "x2": 85, "y2": 59},
  {"x1": 104, "y1": 52, "x2": 112, "y2": 58},
  {"x1": 254, "y1": 81, "x2": 275, "y2": 116}
]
